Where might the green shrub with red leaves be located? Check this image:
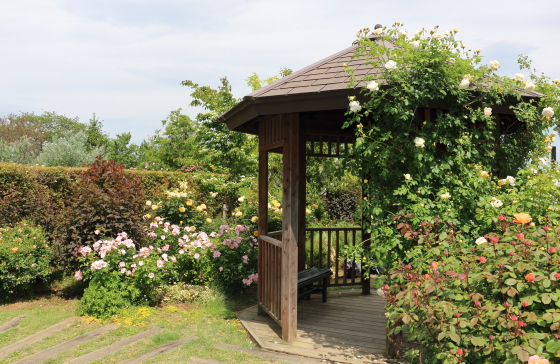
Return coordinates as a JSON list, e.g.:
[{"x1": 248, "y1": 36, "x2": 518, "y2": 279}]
[{"x1": 382, "y1": 213, "x2": 560, "y2": 363}]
